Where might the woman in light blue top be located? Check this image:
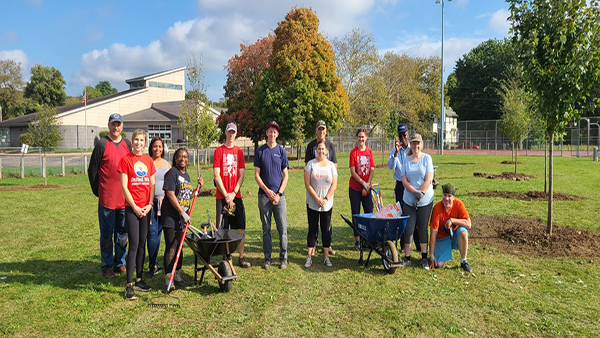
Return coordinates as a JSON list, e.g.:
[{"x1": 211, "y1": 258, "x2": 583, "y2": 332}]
[
  {"x1": 147, "y1": 136, "x2": 171, "y2": 277},
  {"x1": 401, "y1": 133, "x2": 434, "y2": 270}
]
